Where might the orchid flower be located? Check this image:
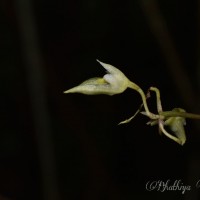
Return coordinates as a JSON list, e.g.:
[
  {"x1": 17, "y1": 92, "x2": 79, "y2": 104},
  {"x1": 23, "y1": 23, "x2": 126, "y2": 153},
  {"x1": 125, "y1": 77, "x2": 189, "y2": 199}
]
[
  {"x1": 64, "y1": 60, "x2": 130, "y2": 95},
  {"x1": 64, "y1": 60, "x2": 200, "y2": 145},
  {"x1": 64, "y1": 60, "x2": 152, "y2": 118}
]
